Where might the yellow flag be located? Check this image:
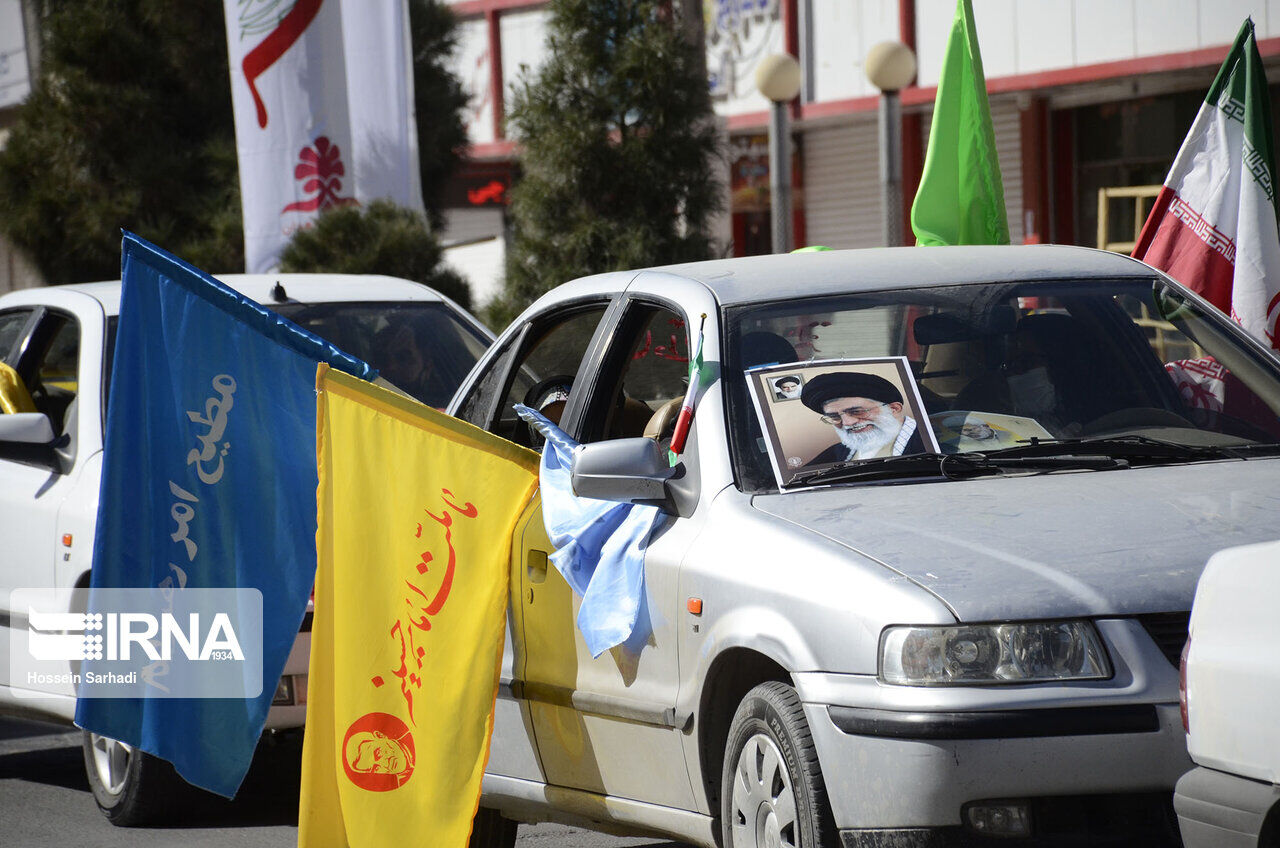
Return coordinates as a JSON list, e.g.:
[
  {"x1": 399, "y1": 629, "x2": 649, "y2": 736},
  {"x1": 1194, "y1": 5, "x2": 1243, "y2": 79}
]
[{"x1": 300, "y1": 364, "x2": 539, "y2": 848}]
